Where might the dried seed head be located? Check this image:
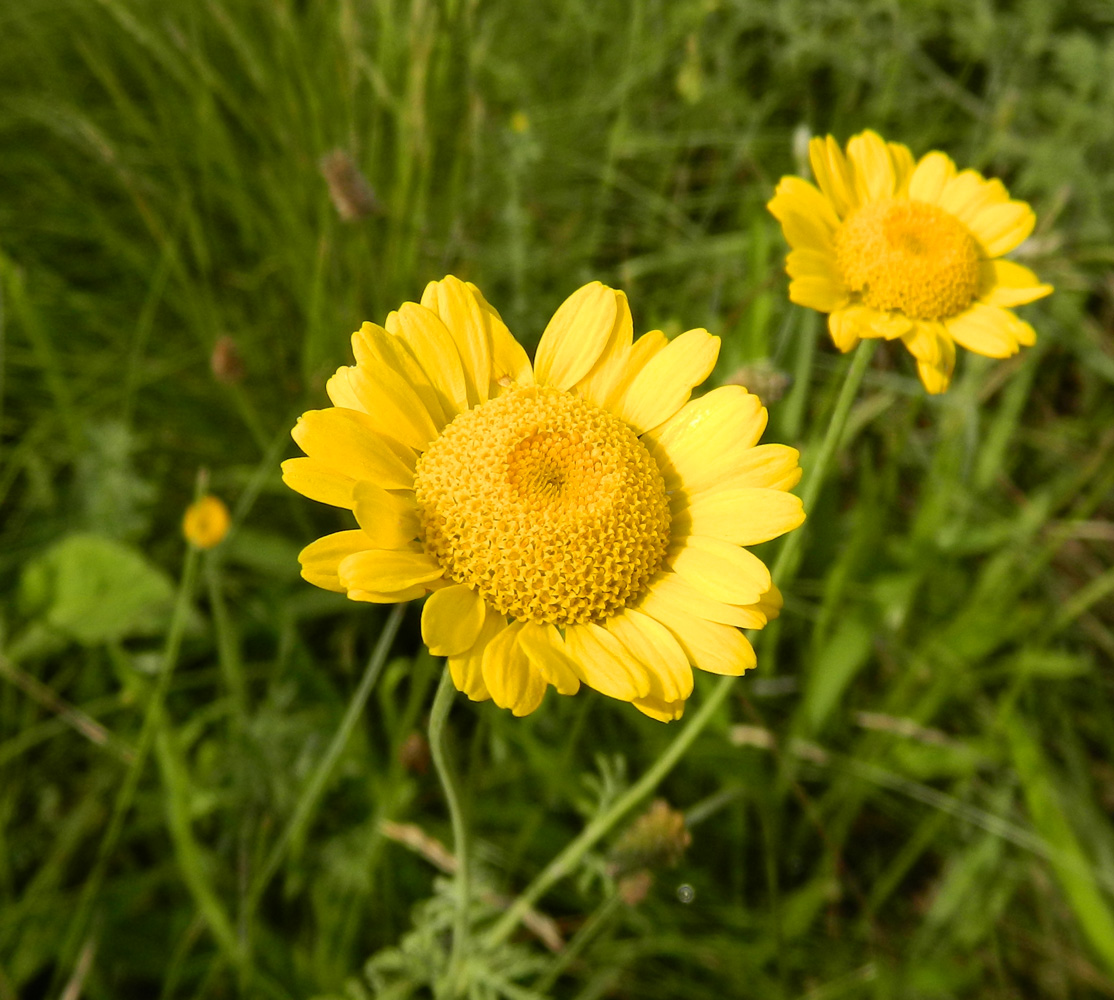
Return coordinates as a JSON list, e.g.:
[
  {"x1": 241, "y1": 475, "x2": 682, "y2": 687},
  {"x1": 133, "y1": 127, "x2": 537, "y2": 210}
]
[
  {"x1": 210, "y1": 335, "x2": 246, "y2": 385},
  {"x1": 607, "y1": 799, "x2": 692, "y2": 877},
  {"x1": 320, "y1": 149, "x2": 382, "y2": 222},
  {"x1": 398, "y1": 732, "x2": 430, "y2": 775}
]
